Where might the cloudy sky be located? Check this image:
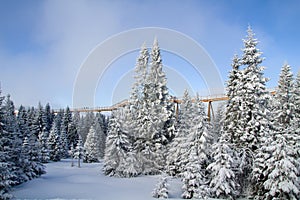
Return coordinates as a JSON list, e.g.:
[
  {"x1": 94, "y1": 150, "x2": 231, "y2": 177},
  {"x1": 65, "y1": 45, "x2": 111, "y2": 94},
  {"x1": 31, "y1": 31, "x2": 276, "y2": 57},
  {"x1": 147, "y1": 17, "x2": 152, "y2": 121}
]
[{"x1": 0, "y1": 0, "x2": 299, "y2": 109}]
